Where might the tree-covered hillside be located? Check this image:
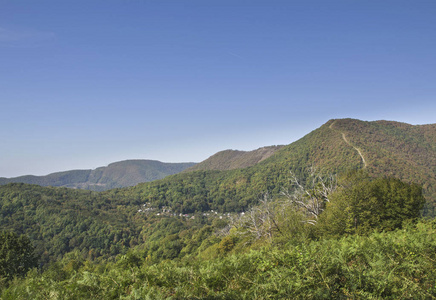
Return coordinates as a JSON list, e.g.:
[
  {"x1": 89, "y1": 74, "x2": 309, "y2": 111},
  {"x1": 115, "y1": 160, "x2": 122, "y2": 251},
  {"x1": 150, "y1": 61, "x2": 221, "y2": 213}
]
[
  {"x1": 1, "y1": 118, "x2": 435, "y2": 298},
  {"x1": 0, "y1": 160, "x2": 196, "y2": 191},
  {"x1": 1, "y1": 172, "x2": 434, "y2": 299},
  {"x1": 330, "y1": 119, "x2": 436, "y2": 215},
  {"x1": 0, "y1": 183, "x2": 145, "y2": 265},
  {"x1": 119, "y1": 119, "x2": 436, "y2": 216},
  {"x1": 184, "y1": 145, "x2": 283, "y2": 172}
]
